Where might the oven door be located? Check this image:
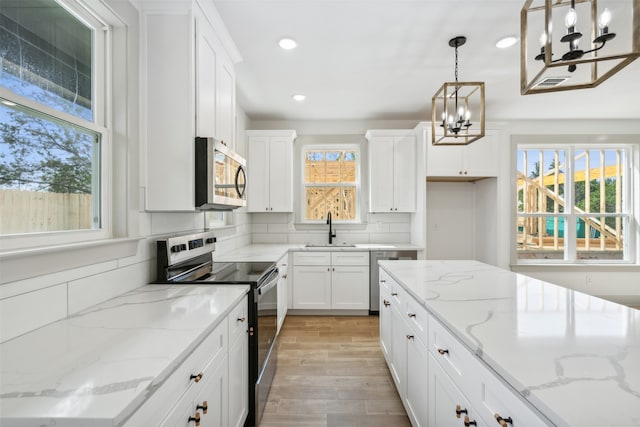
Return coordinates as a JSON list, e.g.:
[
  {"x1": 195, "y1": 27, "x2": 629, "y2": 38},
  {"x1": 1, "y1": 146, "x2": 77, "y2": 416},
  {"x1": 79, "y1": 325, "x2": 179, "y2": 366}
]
[{"x1": 255, "y1": 267, "x2": 278, "y2": 425}]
